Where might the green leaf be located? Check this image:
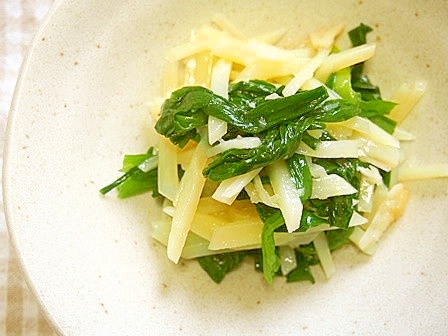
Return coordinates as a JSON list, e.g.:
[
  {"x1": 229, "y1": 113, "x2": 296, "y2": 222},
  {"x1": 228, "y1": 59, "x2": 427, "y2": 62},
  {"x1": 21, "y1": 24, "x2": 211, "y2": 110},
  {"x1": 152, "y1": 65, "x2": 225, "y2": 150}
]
[
  {"x1": 203, "y1": 121, "x2": 311, "y2": 181},
  {"x1": 100, "y1": 147, "x2": 160, "y2": 198},
  {"x1": 197, "y1": 251, "x2": 247, "y2": 283},
  {"x1": 155, "y1": 83, "x2": 328, "y2": 147},
  {"x1": 326, "y1": 227, "x2": 355, "y2": 251},
  {"x1": 305, "y1": 196, "x2": 353, "y2": 229},
  {"x1": 327, "y1": 68, "x2": 397, "y2": 129},
  {"x1": 121, "y1": 153, "x2": 151, "y2": 172},
  {"x1": 116, "y1": 169, "x2": 159, "y2": 198},
  {"x1": 254, "y1": 202, "x2": 280, "y2": 222},
  {"x1": 154, "y1": 86, "x2": 215, "y2": 147},
  {"x1": 313, "y1": 157, "x2": 365, "y2": 189},
  {"x1": 286, "y1": 153, "x2": 312, "y2": 202},
  {"x1": 367, "y1": 115, "x2": 397, "y2": 134},
  {"x1": 348, "y1": 23, "x2": 373, "y2": 82},
  {"x1": 348, "y1": 23, "x2": 373, "y2": 47},
  {"x1": 257, "y1": 205, "x2": 285, "y2": 284},
  {"x1": 228, "y1": 80, "x2": 278, "y2": 109},
  {"x1": 286, "y1": 251, "x2": 316, "y2": 283},
  {"x1": 304, "y1": 160, "x2": 363, "y2": 230},
  {"x1": 299, "y1": 209, "x2": 329, "y2": 232},
  {"x1": 241, "y1": 86, "x2": 328, "y2": 133},
  {"x1": 204, "y1": 99, "x2": 362, "y2": 181},
  {"x1": 327, "y1": 196, "x2": 354, "y2": 228},
  {"x1": 301, "y1": 131, "x2": 321, "y2": 150},
  {"x1": 351, "y1": 74, "x2": 382, "y2": 101},
  {"x1": 358, "y1": 100, "x2": 396, "y2": 116},
  {"x1": 326, "y1": 67, "x2": 361, "y2": 104}
]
